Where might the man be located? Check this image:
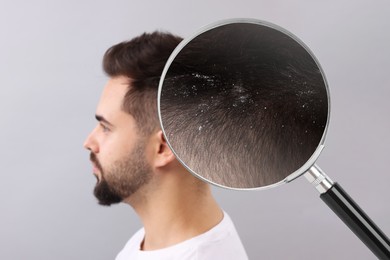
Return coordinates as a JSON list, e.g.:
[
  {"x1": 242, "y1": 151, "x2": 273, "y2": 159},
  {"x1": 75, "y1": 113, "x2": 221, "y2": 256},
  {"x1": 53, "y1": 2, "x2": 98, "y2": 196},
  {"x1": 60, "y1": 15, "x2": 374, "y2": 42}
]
[{"x1": 83, "y1": 31, "x2": 248, "y2": 259}]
